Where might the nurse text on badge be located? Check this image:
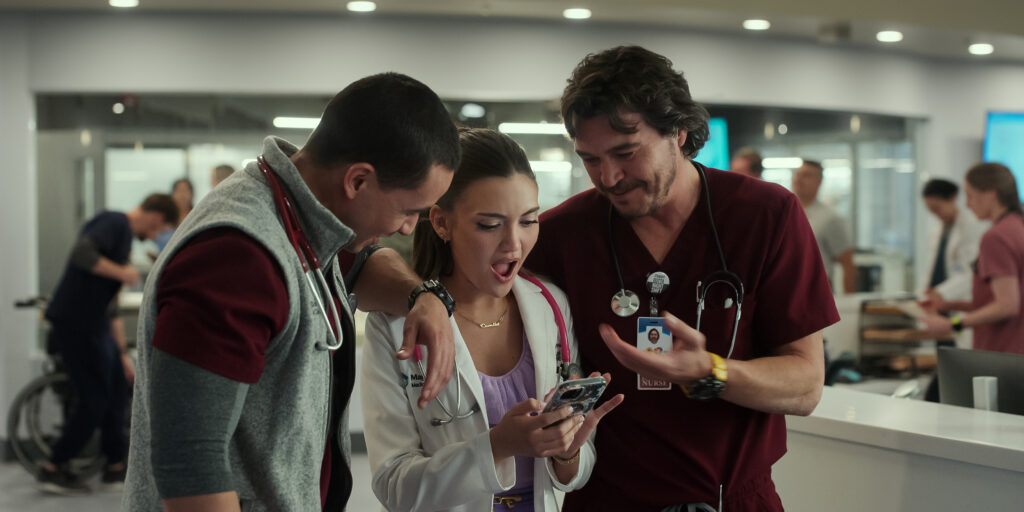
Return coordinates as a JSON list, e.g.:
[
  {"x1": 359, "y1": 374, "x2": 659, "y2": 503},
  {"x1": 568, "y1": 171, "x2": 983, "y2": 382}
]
[{"x1": 636, "y1": 317, "x2": 672, "y2": 390}]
